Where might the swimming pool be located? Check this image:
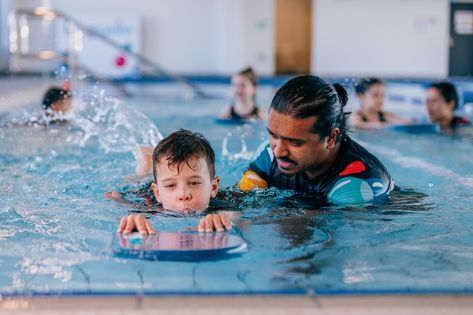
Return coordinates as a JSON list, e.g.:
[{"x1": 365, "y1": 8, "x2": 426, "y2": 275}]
[{"x1": 1, "y1": 80, "x2": 473, "y2": 298}]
